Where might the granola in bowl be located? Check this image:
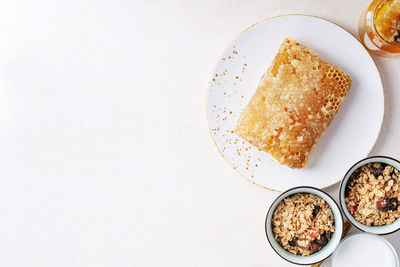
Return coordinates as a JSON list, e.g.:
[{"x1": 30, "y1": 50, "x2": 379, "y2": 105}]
[
  {"x1": 271, "y1": 193, "x2": 335, "y2": 256},
  {"x1": 345, "y1": 162, "x2": 400, "y2": 226}
]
